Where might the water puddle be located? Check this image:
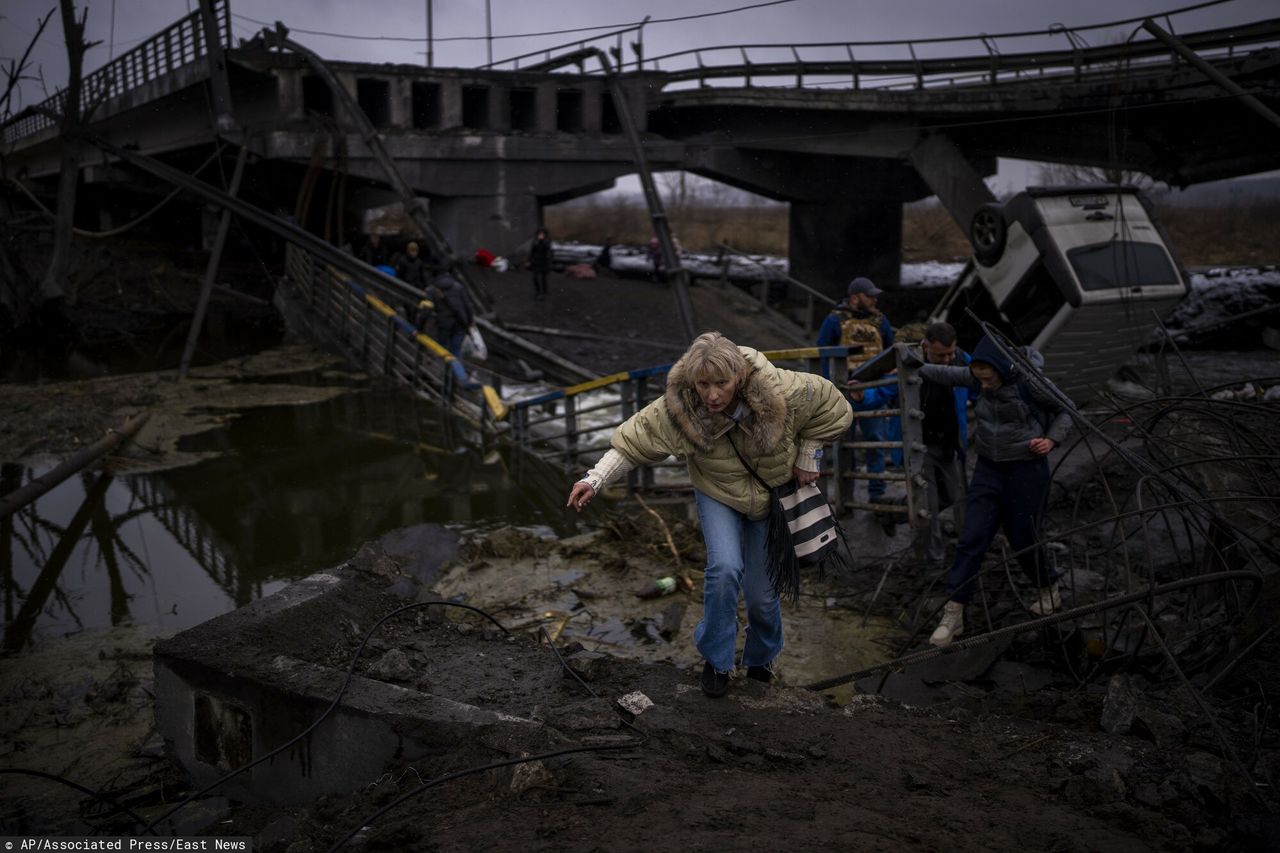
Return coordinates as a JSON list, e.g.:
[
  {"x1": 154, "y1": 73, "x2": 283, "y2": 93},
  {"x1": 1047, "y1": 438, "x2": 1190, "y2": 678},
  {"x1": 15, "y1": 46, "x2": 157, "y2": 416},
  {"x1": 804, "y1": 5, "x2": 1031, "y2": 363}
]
[{"x1": 1, "y1": 388, "x2": 563, "y2": 653}]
